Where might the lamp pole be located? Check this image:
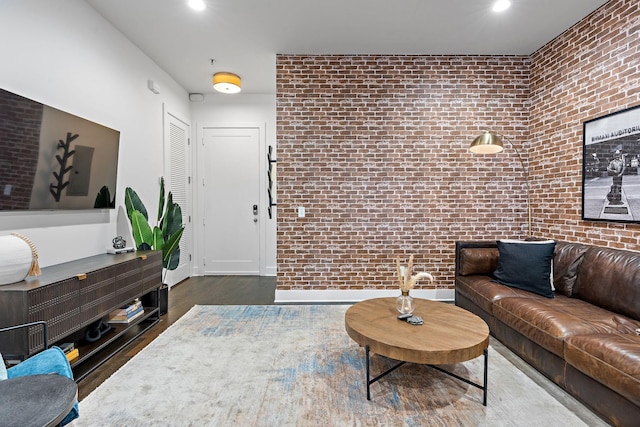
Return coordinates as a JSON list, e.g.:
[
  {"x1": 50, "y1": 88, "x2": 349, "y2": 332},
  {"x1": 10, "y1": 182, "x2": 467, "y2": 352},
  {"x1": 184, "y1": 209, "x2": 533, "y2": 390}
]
[
  {"x1": 470, "y1": 131, "x2": 532, "y2": 238},
  {"x1": 497, "y1": 133, "x2": 532, "y2": 238}
]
